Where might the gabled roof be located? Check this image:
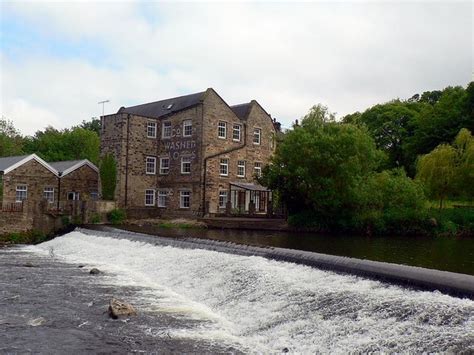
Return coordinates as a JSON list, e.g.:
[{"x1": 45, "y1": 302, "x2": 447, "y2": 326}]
[
  {"x1": 0, "y1": 154, "x2": 58, "y2": 175},
  {"x1": 230, "y1": 102, "x2": 252, "y2": 120},
  {"x1": 117, "y1": 91, "x2": 206, "y2": 119},
  {"x1": 49, "y1": 159, "x2": 99, "y2": 177}
]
